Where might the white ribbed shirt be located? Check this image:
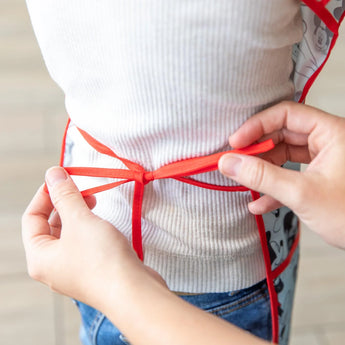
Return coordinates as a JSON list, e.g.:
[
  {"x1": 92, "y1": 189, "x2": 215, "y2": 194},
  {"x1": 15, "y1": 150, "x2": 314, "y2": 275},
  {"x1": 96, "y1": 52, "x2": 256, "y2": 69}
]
[{"x1": 26, "y1": 0, "x2": 303, "y2": 292}]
